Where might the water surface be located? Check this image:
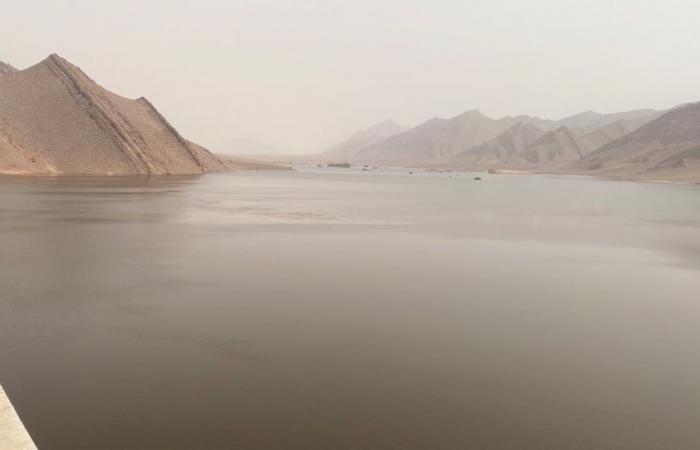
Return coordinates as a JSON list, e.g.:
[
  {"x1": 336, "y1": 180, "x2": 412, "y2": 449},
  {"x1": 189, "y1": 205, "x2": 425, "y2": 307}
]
[{"x1": 2, "y1": 169, "x2": 700, "y2": 450}]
